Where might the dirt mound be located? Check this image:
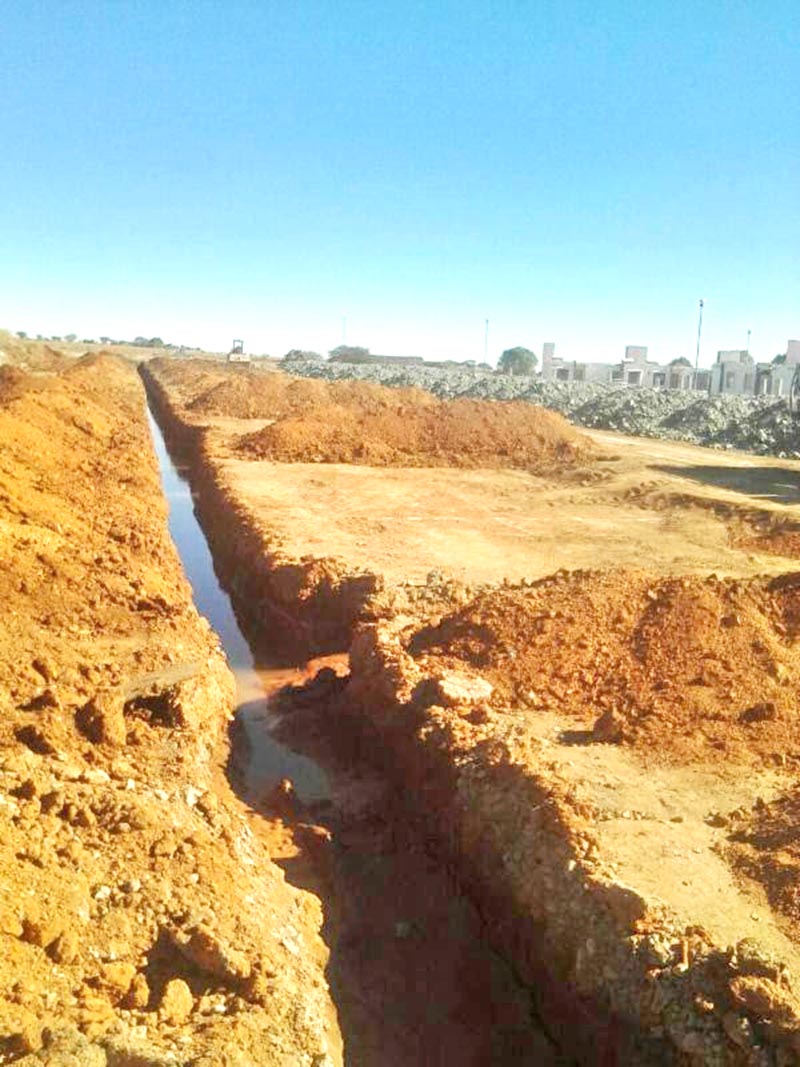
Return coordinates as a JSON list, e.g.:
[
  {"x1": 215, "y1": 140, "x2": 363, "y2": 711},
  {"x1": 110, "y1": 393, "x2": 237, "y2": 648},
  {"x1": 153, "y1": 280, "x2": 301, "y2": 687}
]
[
  {"x1": 163, "y1": 361, "x2": 594, "y2": 472},
  {"x1": 0, "y1": 330, "x2": 76, "y2": 373},
  {"x1": 187, "y1": 371, "x2": 332, "y2": 419},
  {"x1": 739, "y1": 525, "x2": 800, "y2": 560},
  {"x1": 186, "y1": 369, "x2": 431, "y2": 422},
  {"x1": 238, "y1": 393, "x2": 594, "y2": 470},
  {"x1": 0, "y1": 358, "x2": 341, "y2": 1064},
  {"x1": 0, "y1": 365, "x2": 52, "y2": 405},
  {"x1": 407, "y1": 569, "x2": 800, "y2": 765}
]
